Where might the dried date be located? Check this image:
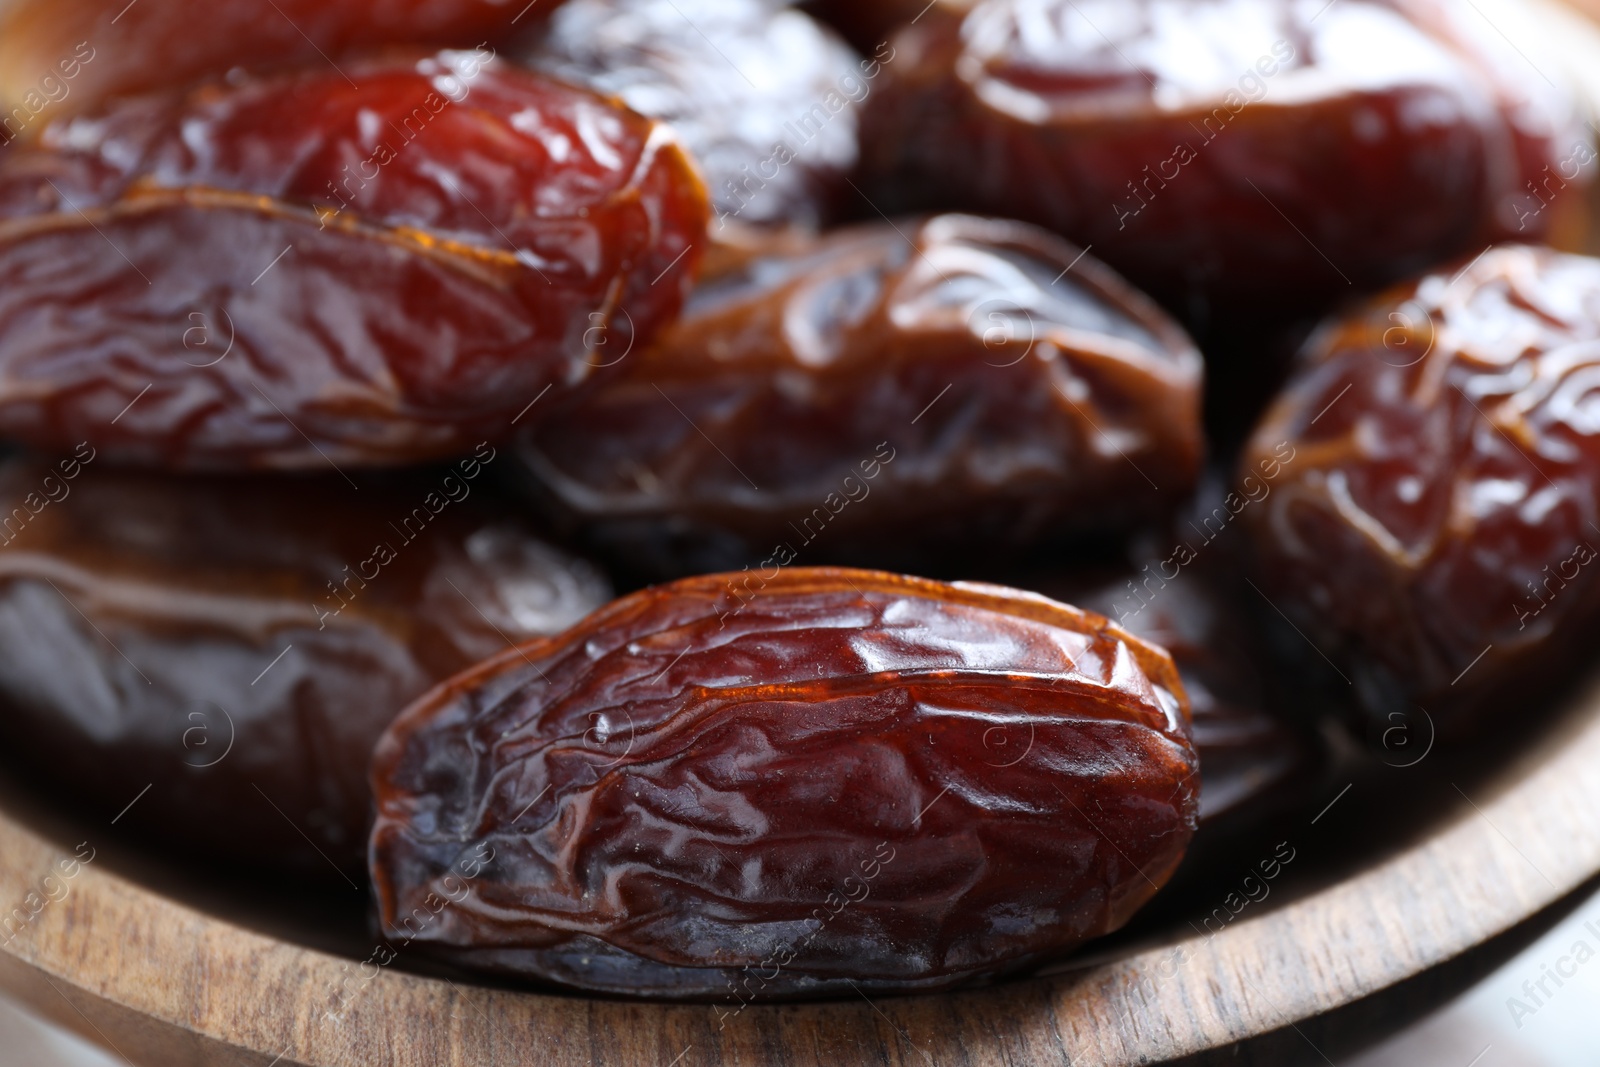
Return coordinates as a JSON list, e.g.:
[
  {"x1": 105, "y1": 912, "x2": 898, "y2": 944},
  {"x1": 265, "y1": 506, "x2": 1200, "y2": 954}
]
[
  {"x1": 1386, "y1": 0, "x2": 1593, "y2": 248},
  {"x1": 0, "y1": 0, "x2": 549, "y2": 131},
  {"x1": 0, "y1": 51, "x2": 708, "y2": 469},
  {"x1": 0, "y1": 455, "x2": 609, "y2": 879},
  {"x1": 369, "y1": 567, "x2": 1199, "y2": 996},
  {"x1": 858, "y1": 0, "x2": 1591, "y2": 317},
  {"x1": 523, "y1": 0, "x2": 870, "y2": 229},
  {"x1": 1027, "y1": 549, "x2": 1320, "y2": 825},
  {"x1": 1241, "y1": 244, "x2": 1600, "y2": 731},
  {"x1": 516, "y1": 214, "x2": 1203, "y2": 577}
]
